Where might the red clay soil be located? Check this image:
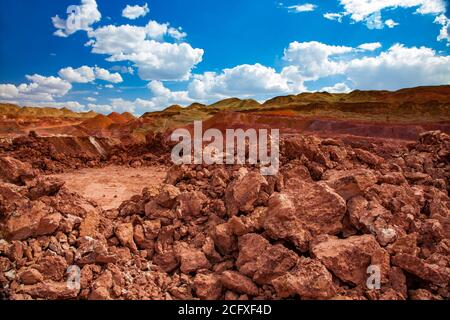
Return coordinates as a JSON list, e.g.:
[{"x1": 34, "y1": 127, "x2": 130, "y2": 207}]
[{"x1": 0, "y1": 130, "x2": 448, "y2": 300}]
